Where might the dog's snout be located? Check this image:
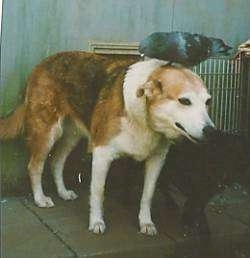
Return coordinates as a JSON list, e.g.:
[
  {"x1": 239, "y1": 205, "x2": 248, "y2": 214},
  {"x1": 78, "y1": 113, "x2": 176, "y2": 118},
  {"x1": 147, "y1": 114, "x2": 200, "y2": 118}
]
[{"x1": 203, "y1": 125, "x2": 216, "y2": 136}]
